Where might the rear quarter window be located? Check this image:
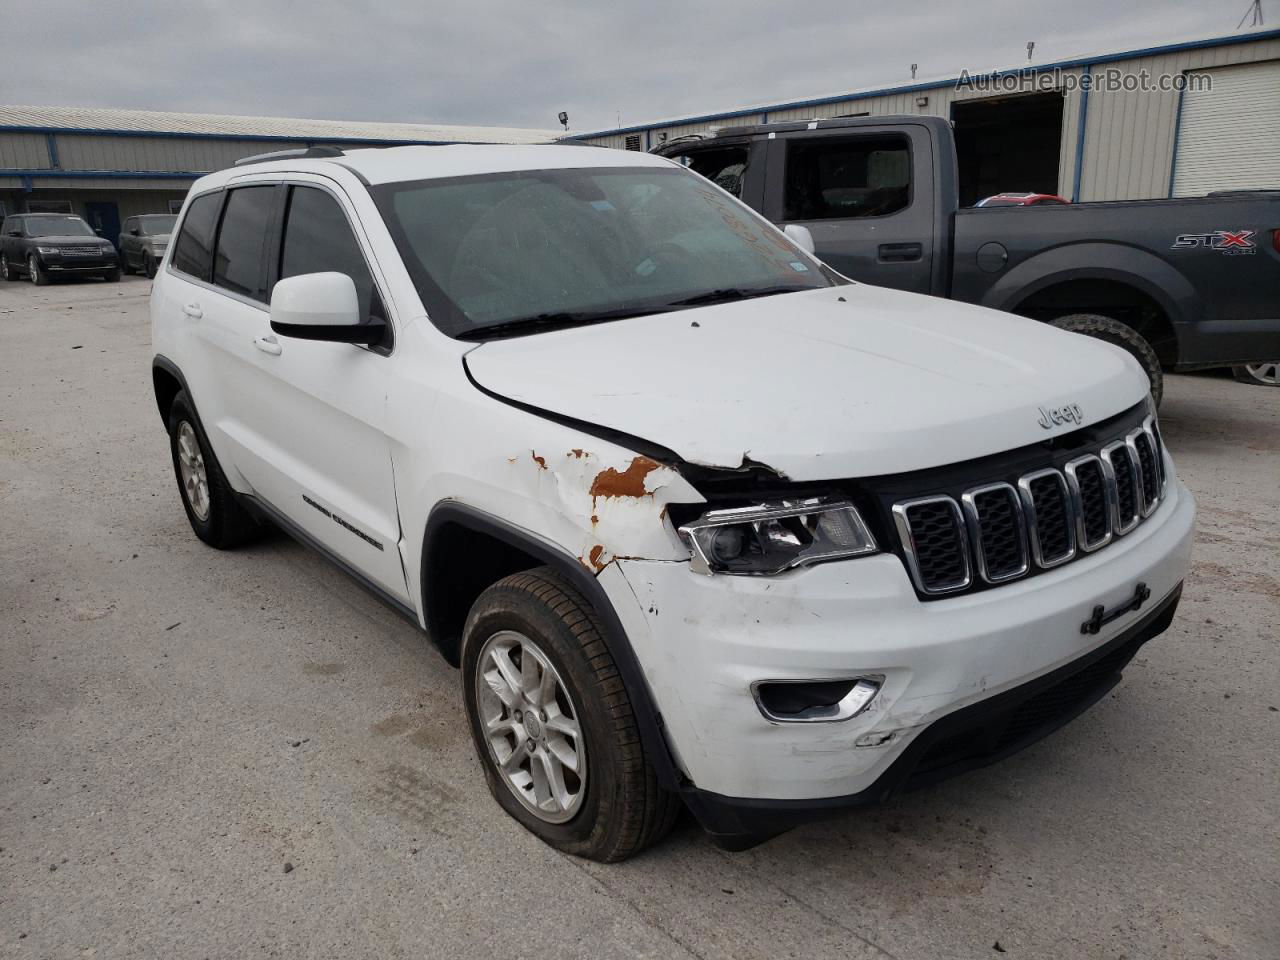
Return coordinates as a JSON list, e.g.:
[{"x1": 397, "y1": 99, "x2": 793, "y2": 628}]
[{"x1": 170, "y1": 192, "x2": 222, "y2": 281}]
